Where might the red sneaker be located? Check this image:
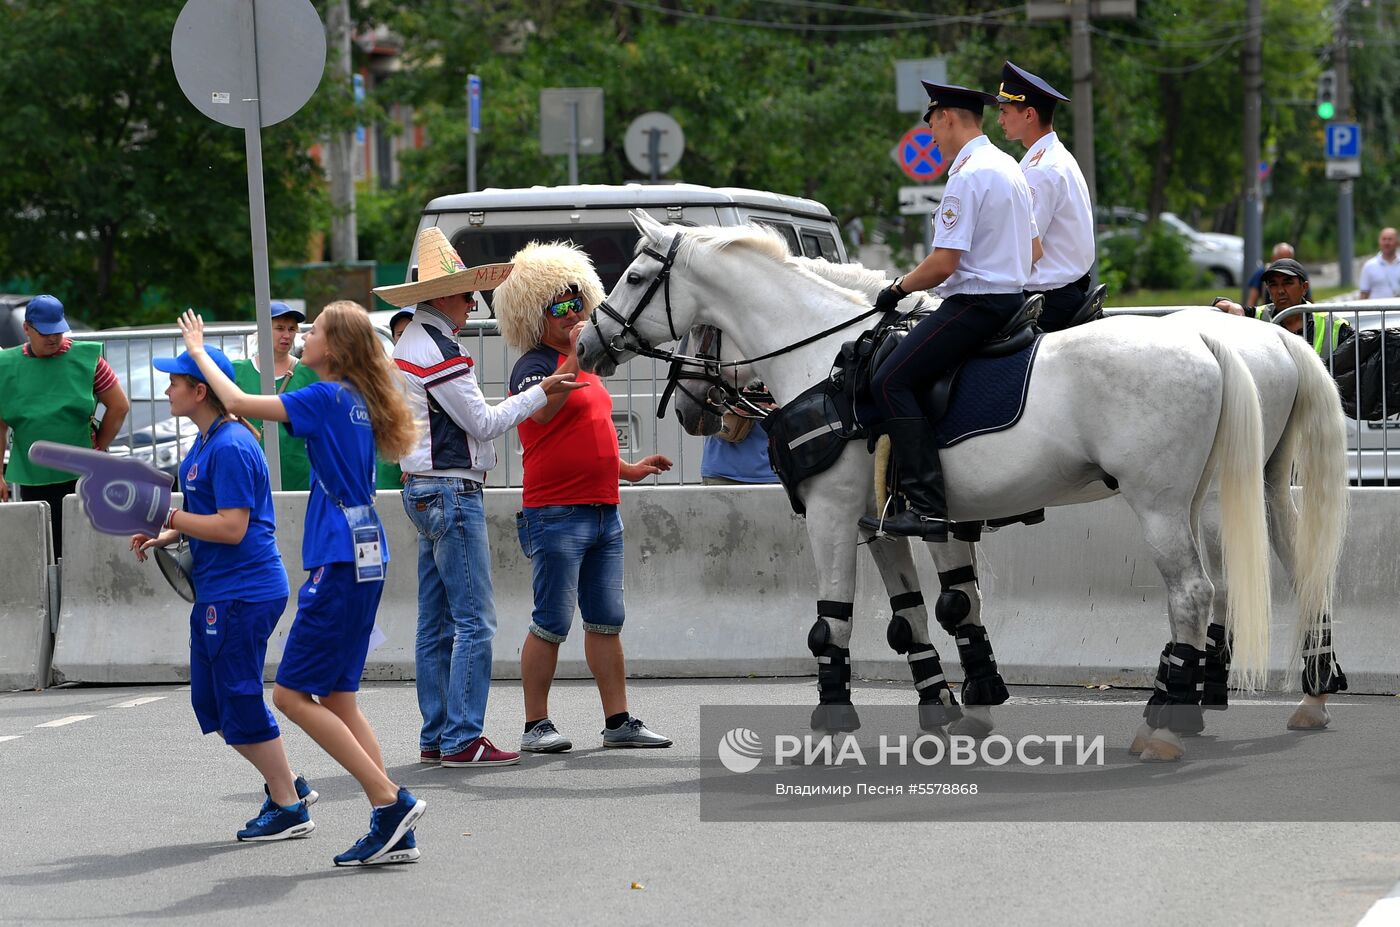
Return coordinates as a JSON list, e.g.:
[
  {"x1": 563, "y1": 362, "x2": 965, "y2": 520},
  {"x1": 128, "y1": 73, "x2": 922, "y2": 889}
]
[
  {"x1": 440, "y1": 736, "x2": 521, "y2": 768},
  {"x1": 419, "y1": 749, "x2": 441, "y2": 765}
]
